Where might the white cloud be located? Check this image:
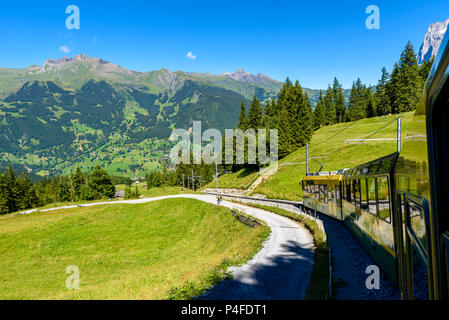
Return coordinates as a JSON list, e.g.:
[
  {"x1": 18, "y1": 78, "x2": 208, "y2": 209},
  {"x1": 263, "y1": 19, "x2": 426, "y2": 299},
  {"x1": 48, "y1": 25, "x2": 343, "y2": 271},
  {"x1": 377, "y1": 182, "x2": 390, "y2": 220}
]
[
  {"x1": 59, "y1": 46, "x2": 71, "y2": 54},
  {"x1": 186, "y1": 51, "x2": 197, "y2": 60},
  {"x1": 93, "y1": 37, "x2": 98, "y2": 44}
]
